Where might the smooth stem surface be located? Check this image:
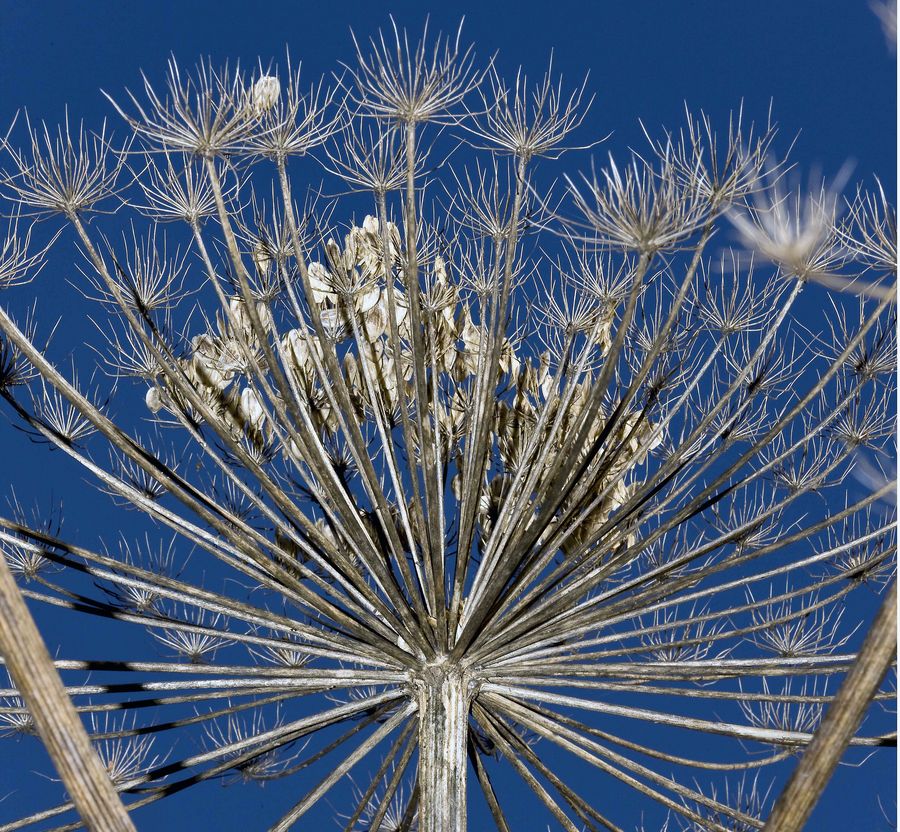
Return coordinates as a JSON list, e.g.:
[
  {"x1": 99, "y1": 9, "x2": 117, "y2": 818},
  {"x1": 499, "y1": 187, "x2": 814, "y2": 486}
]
[
  {"x1": 763, "y1": 579, "x2": 897, "y2": 832},
  {"x1": 0, "y1": 553, "x2": 136, "y2": 831}
]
